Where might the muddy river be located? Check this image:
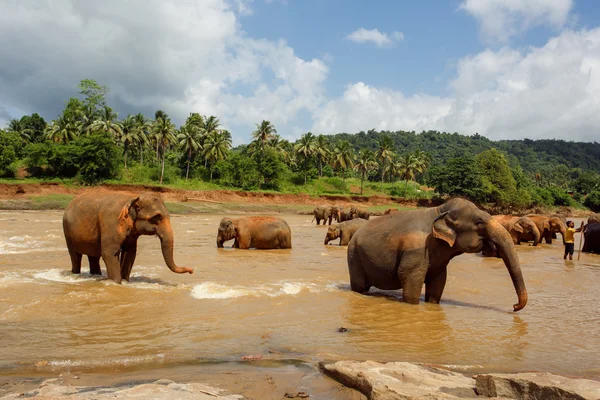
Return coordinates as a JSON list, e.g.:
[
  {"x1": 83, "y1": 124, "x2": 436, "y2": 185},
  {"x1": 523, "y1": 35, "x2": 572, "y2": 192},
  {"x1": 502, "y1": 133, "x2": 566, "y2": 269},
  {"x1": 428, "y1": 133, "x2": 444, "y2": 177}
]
[{"x1": 1, "y1": 211, "x2": 599, "y2": 394}]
